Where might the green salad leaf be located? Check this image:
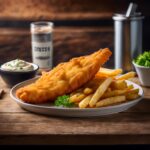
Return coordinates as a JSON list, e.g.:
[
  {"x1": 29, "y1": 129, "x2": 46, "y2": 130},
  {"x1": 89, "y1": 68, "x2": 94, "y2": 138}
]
[
  {"x1": 134, "y1": 51, "x2": 150, "y2": 67},
  {"x1": 54, "y1": 95, "x2": 74, "y2": 107}
]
